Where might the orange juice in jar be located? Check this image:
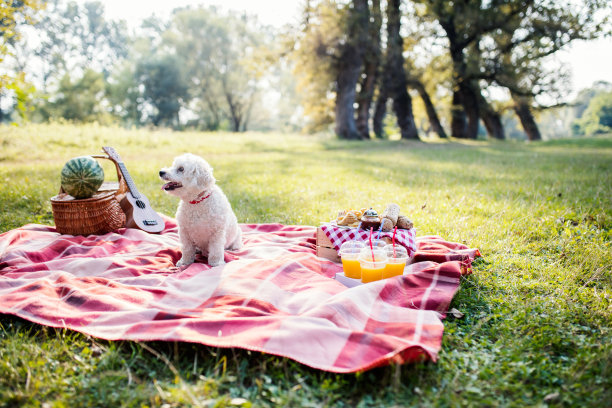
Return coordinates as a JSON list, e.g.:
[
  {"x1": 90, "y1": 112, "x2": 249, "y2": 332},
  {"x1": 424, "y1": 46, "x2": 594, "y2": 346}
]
[
  {"x1": 383, "y1": 244, "x2": 408, "y2": 278},
  {"x1": 339, "y1": 241, "x2": 365, "y2": 279},
  {"x1": 358, "y1": 248, "x2": 387, "y2": 283}
]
